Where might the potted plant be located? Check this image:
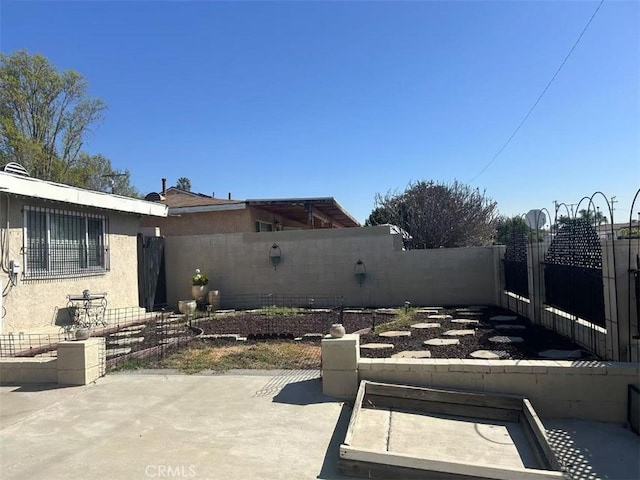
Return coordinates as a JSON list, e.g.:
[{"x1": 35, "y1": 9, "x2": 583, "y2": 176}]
[{"x1": 191, "y1": 268, "x2": 209, "y2": 301}]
